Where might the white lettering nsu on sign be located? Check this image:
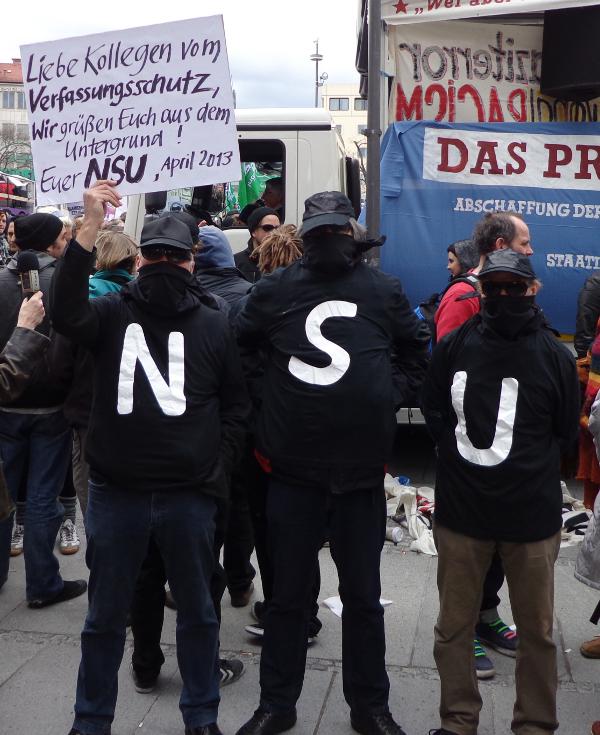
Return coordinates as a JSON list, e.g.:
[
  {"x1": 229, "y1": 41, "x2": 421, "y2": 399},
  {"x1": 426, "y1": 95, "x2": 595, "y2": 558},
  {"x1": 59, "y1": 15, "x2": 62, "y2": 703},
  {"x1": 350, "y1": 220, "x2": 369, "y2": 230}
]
[
  {"x1": 451, "y1": 370, "x2": 518, "y2": 467},
  {"x1": 117, "y1": 323, "x2": 186, "y2": 416},
  {"x1": 288, "y1": 301, "x2": 358, "y2": 386}
]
